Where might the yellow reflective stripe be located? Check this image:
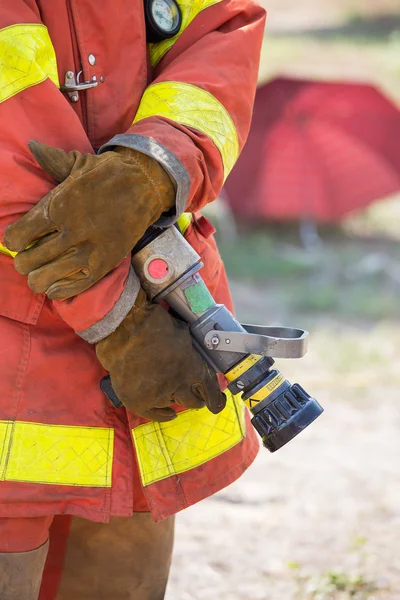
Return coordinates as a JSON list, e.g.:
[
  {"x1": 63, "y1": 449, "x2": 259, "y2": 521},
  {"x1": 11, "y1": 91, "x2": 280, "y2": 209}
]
[
  {"x1": 134, "y1": 82, "x2": 239, "y2": 180},
  {"x1": 0, "y1": 24, "x2": 59, "y2": 104},
  {"x1": 176, "y1": 212, "x2": 192, "y2": 235},
  {"x1": 132, "y1": 390, "x2": 246, "y2": 486},
  {"x1": 0, "y1": 243, "x2": 16, "y2": 257},
  {"x1": 0, "y1": 421, "x2": 114, "y2": 487},
  {"x1": 149, "y1": 0, "x2": 223, "y2": 67}
]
